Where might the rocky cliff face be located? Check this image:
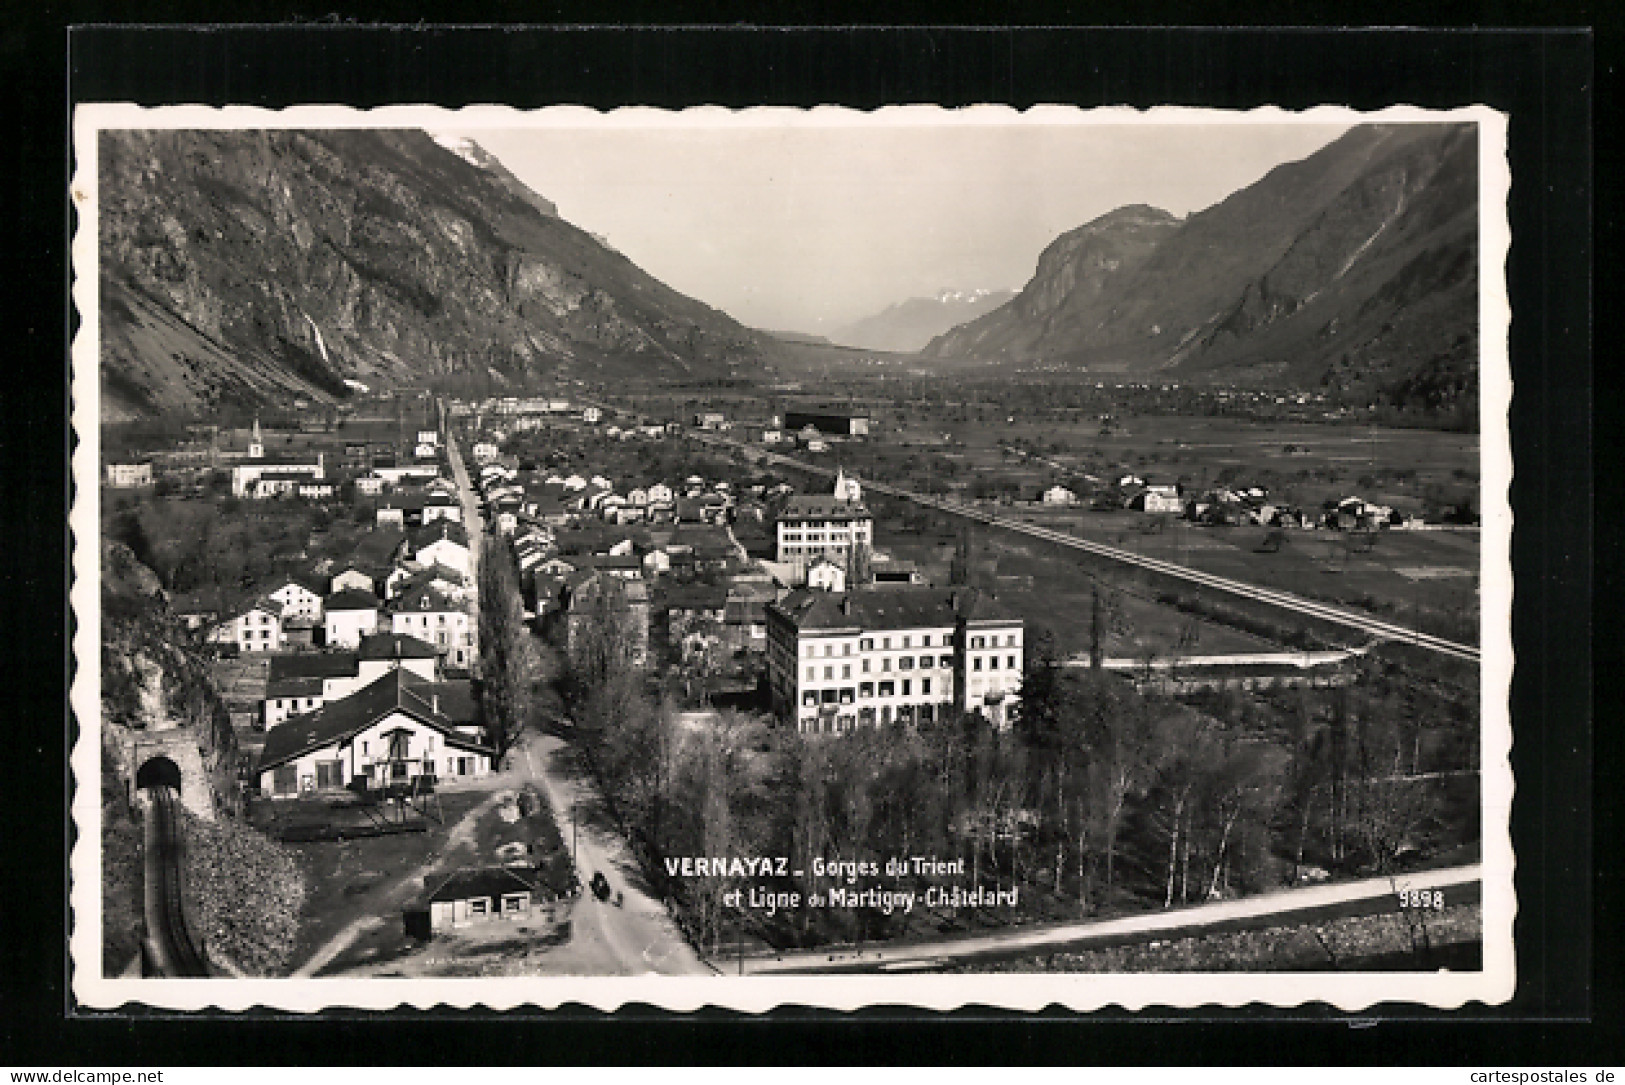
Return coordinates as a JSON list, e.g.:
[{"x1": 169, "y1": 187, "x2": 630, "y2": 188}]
[
  {"x1": 98, "y1": 129, "x2": 776, "y2": 417},
  {"x1": 926, "y1": 205, "x2": 1182, "y2": 359},
  {"x1": 925, "y1": 124, "x2": 1479, "y2": 414}
]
